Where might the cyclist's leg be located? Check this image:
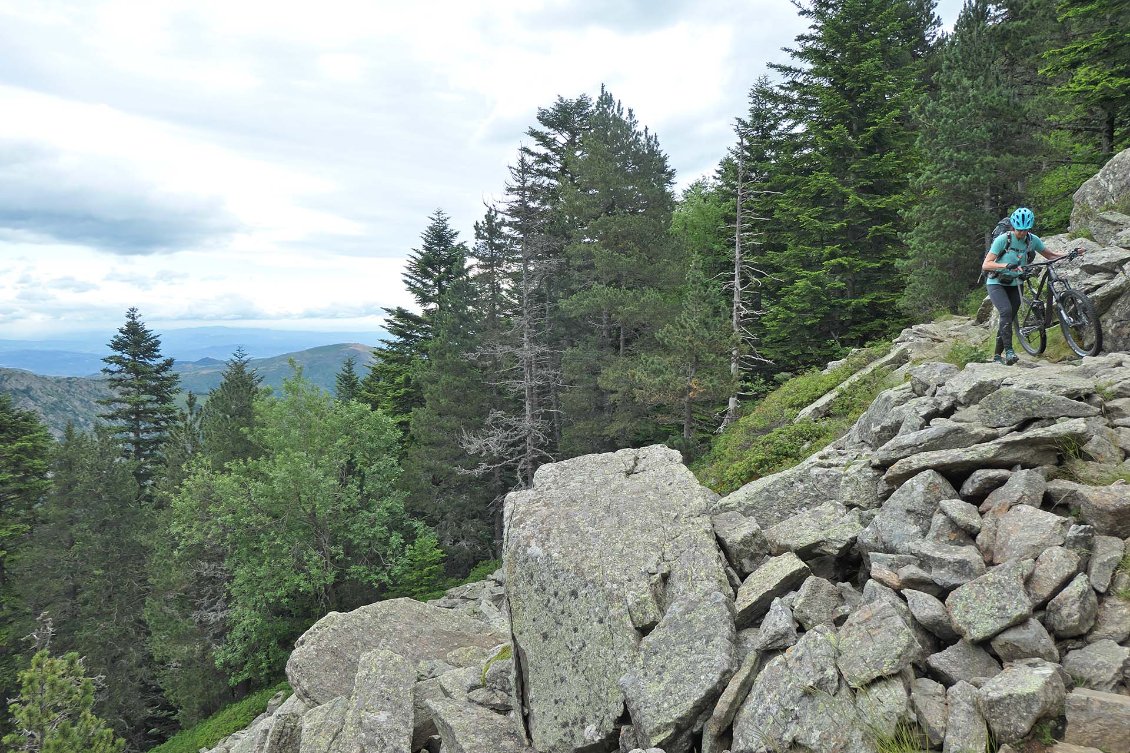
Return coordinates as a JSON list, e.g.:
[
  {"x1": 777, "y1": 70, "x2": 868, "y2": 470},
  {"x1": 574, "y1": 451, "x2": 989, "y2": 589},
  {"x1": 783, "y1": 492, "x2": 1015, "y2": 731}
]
[{"x1": 987, "y1": 285, "x2": 1016, "y2": 356}]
